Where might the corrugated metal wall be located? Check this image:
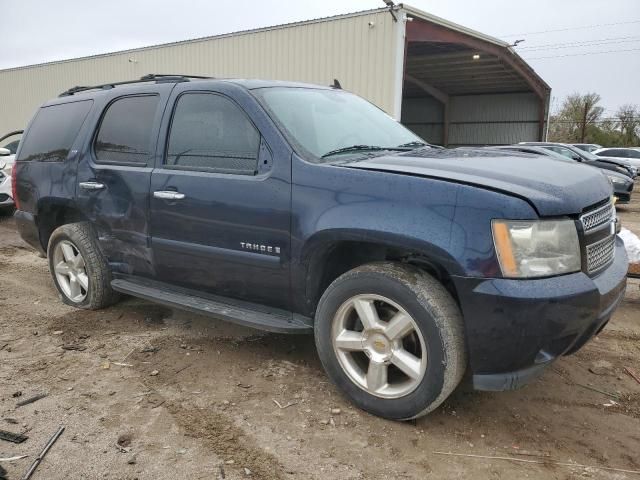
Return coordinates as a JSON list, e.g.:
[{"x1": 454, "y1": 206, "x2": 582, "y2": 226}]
[
  {"x1": 402, "y1": 92, "x2": 540, "y2": 146},
  {"x1": 449, "y1": 93, "x2": 540, "y2": 146},
  {"x1": 401, "y1": 96, "x2": 443, "y2": 144},
  {"x1": 0, "y1": 10, "x2": 399, "y2": 135}
]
